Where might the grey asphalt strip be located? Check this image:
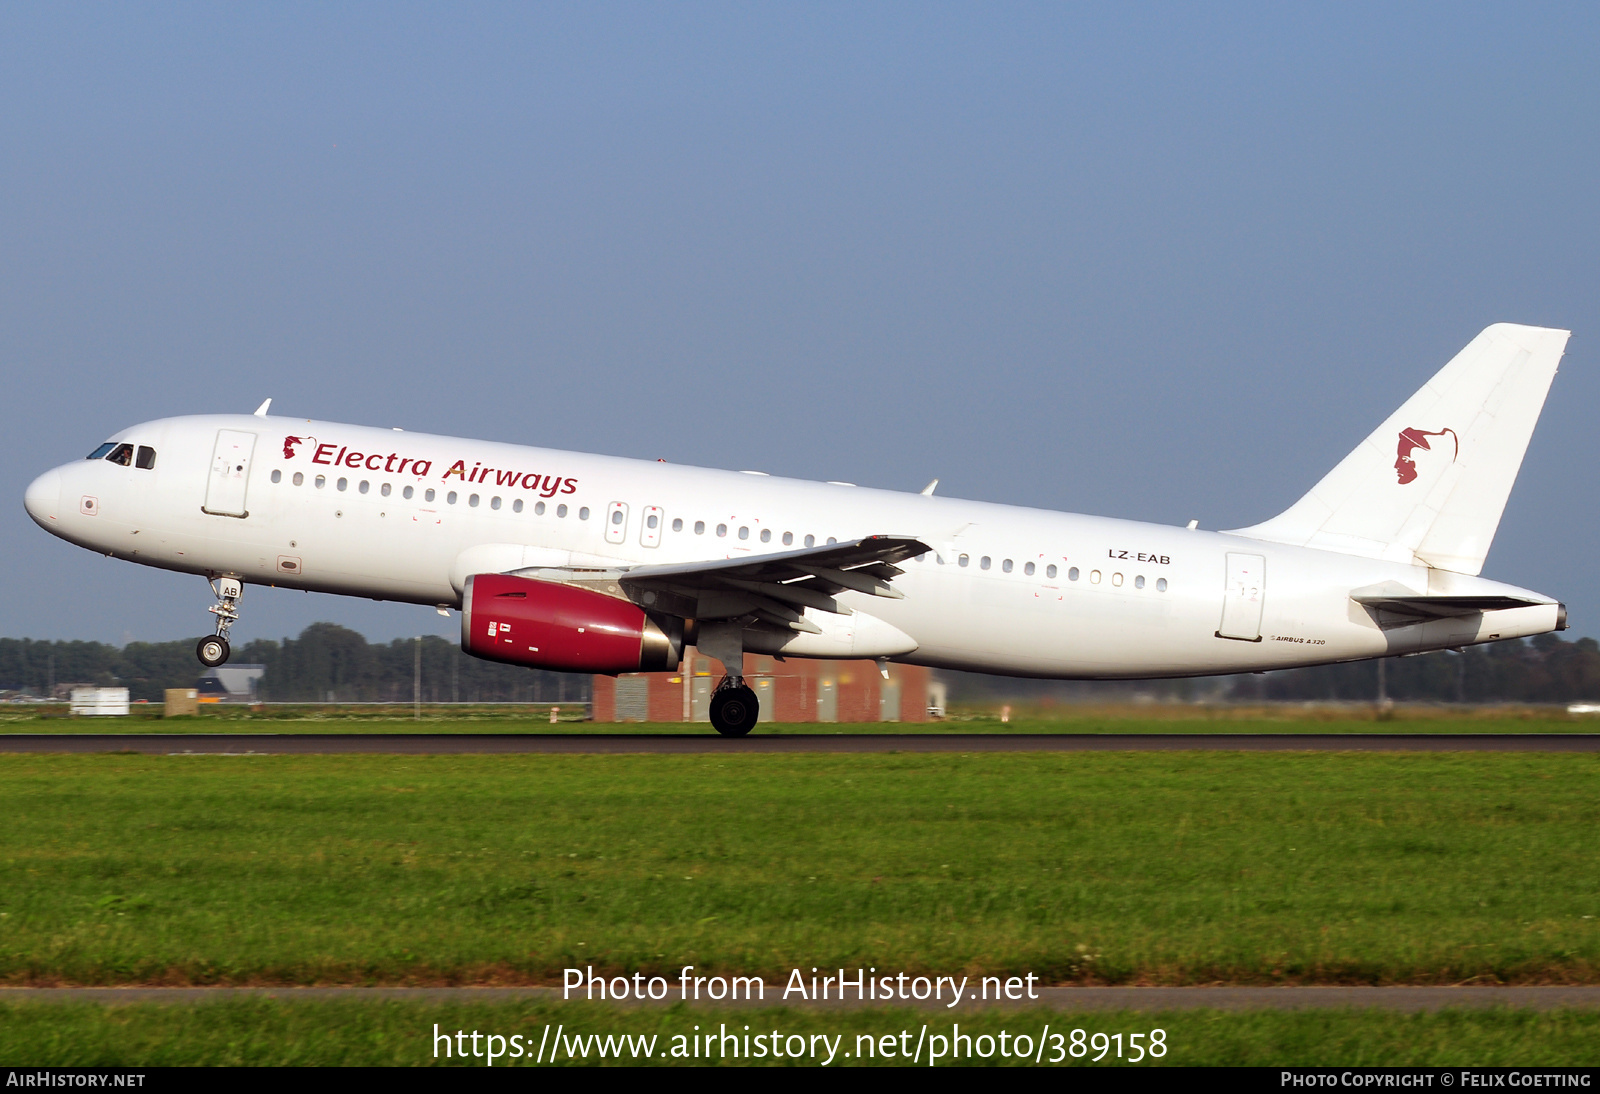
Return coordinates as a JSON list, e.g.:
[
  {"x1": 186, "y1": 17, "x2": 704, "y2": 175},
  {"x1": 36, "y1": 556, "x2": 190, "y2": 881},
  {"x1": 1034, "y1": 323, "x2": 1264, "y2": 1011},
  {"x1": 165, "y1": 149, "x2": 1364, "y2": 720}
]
[
  {"x1": 3, "y1": 986, "x2": 1599, "y2": 1011},
  {"x1": 0, "y1": 733, "x2": 1598, "y2": 754}
]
